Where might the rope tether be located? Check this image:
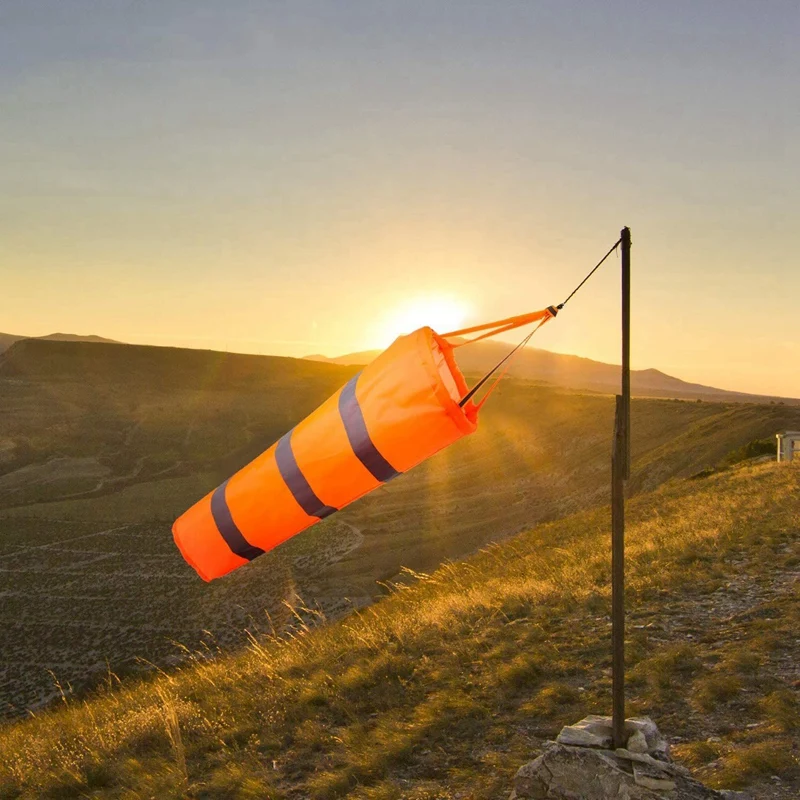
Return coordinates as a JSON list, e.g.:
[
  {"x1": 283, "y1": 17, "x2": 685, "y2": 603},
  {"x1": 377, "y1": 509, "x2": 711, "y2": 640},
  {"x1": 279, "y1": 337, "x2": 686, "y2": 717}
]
[
  {"x1": 558, "y1": 237, "x2": 622, "y2": 309},
  {"x1": 451, "y1": 237, "x2": 624, "y2": 408},
  {"x1": 457, "y1": 317, "x2": 549, "y2": 408}
]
